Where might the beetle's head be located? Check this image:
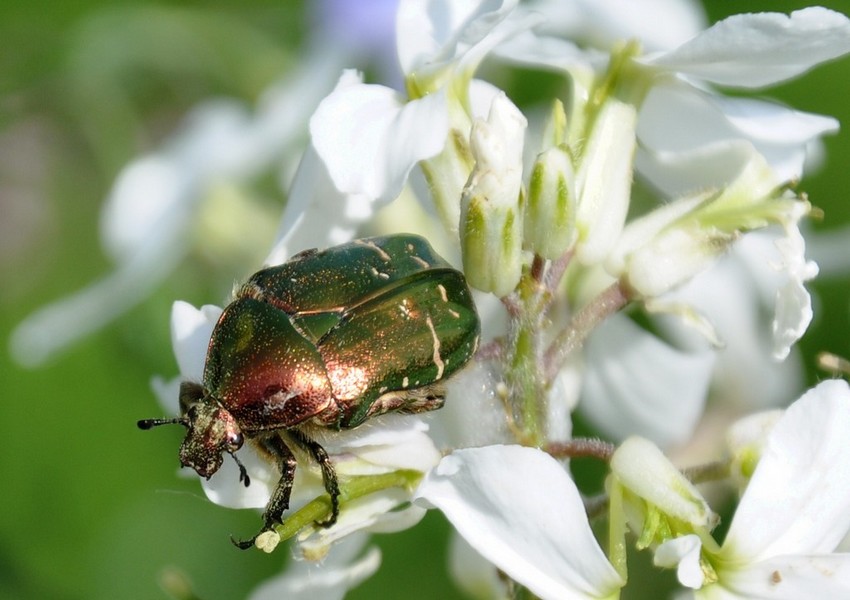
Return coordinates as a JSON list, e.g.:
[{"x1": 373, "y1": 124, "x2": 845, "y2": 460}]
[
  {"x1": 178, "y1": 399, "x2": 245, "y2": 477},
  {"x1": 138, "y1": 381, "x2": 250, "y2": 486}
]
